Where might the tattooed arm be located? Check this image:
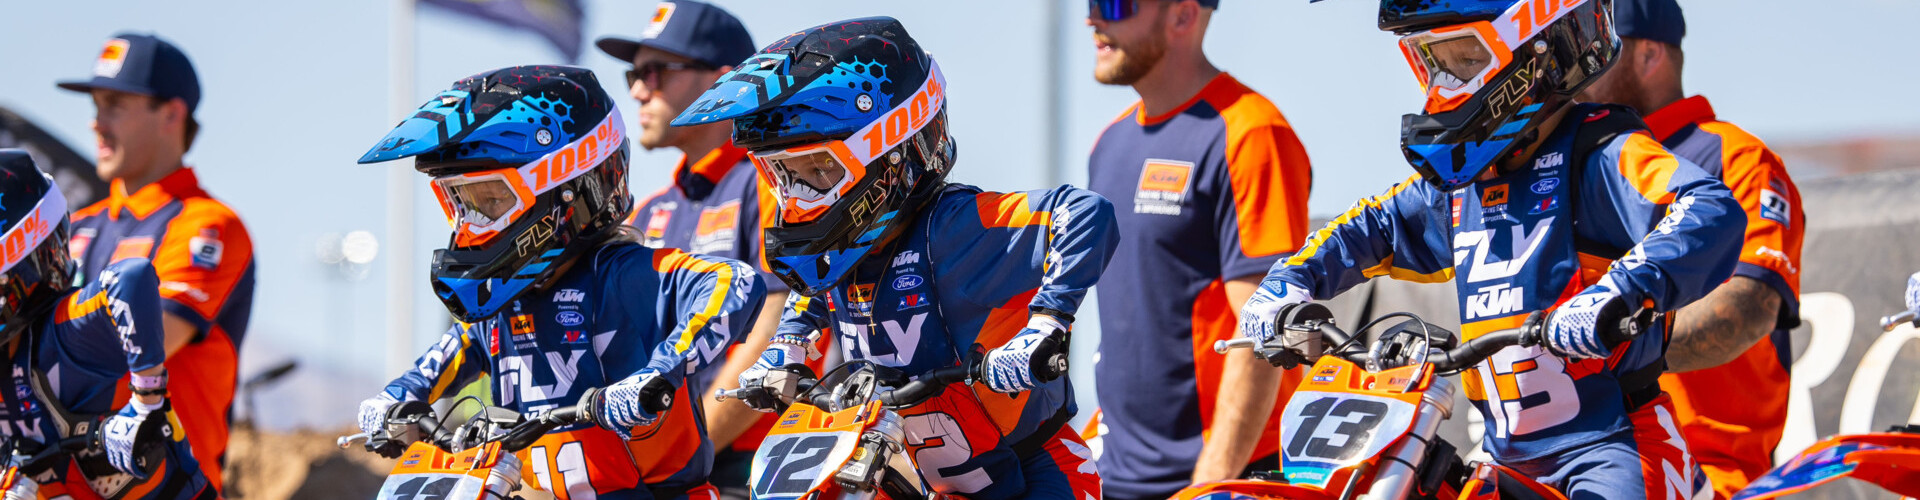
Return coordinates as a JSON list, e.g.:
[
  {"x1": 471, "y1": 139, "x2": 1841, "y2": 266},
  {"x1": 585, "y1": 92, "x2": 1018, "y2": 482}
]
[{"x1": 1666, "y1": 276, "x2": 1783, "y2": 373}]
